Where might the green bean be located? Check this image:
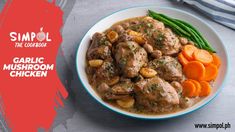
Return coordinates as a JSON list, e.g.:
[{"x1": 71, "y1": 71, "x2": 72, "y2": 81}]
[
  {"x1": 158, "y1": 14, "x2": 202, "y2": 48},
  {"x1": 175, "y1": 19, "x2": 215, "y2": 52},
  {"x1": 148, "y1": 10, "x2": 216, "y2": 52},
  {"x1": 157, "y1": 13, "x2": 205, "y2": 48},
  {"x1": 149, "y1": 10, "x2": 191, "y2": 37}
]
